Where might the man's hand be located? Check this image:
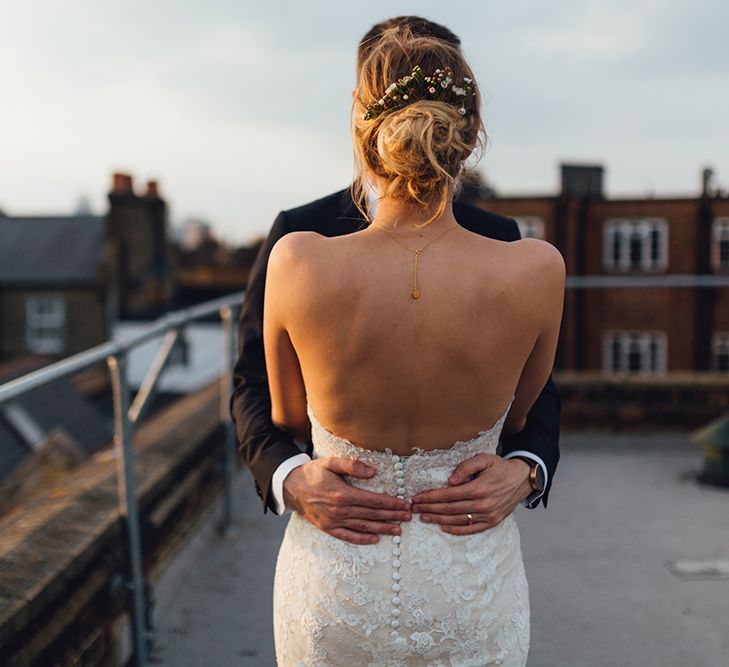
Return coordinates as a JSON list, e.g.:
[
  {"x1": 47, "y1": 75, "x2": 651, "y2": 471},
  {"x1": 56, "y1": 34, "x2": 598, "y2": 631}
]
[
  {"x1": 410, "y1": 454, "x2": 532, "y2": 535},
  {"x1": 283, "y1": 456, "x2": 413, "y2": 545}
]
